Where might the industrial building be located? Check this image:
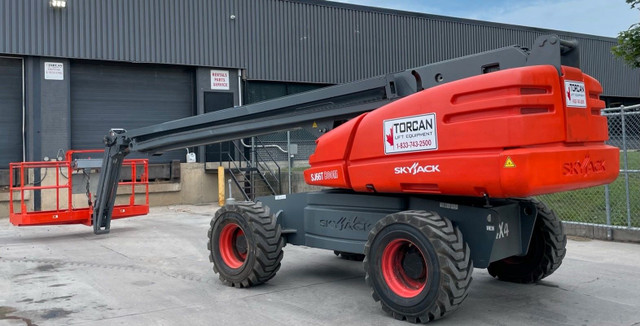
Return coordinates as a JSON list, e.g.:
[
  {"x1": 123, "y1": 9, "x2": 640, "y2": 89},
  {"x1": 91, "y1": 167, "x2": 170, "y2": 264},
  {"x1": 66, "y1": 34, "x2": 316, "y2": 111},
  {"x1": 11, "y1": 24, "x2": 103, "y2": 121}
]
[{"x1": 0, "y1": 0, "x2": 638, "y2": 197}]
